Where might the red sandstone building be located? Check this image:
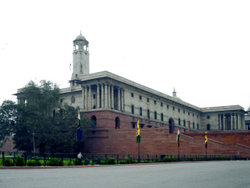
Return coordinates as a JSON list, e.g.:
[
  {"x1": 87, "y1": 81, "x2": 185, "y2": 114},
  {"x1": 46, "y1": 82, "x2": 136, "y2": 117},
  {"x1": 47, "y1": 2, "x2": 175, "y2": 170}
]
[{"x1": 16, "y1": 33, "x2": 250, "y2": 158}]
